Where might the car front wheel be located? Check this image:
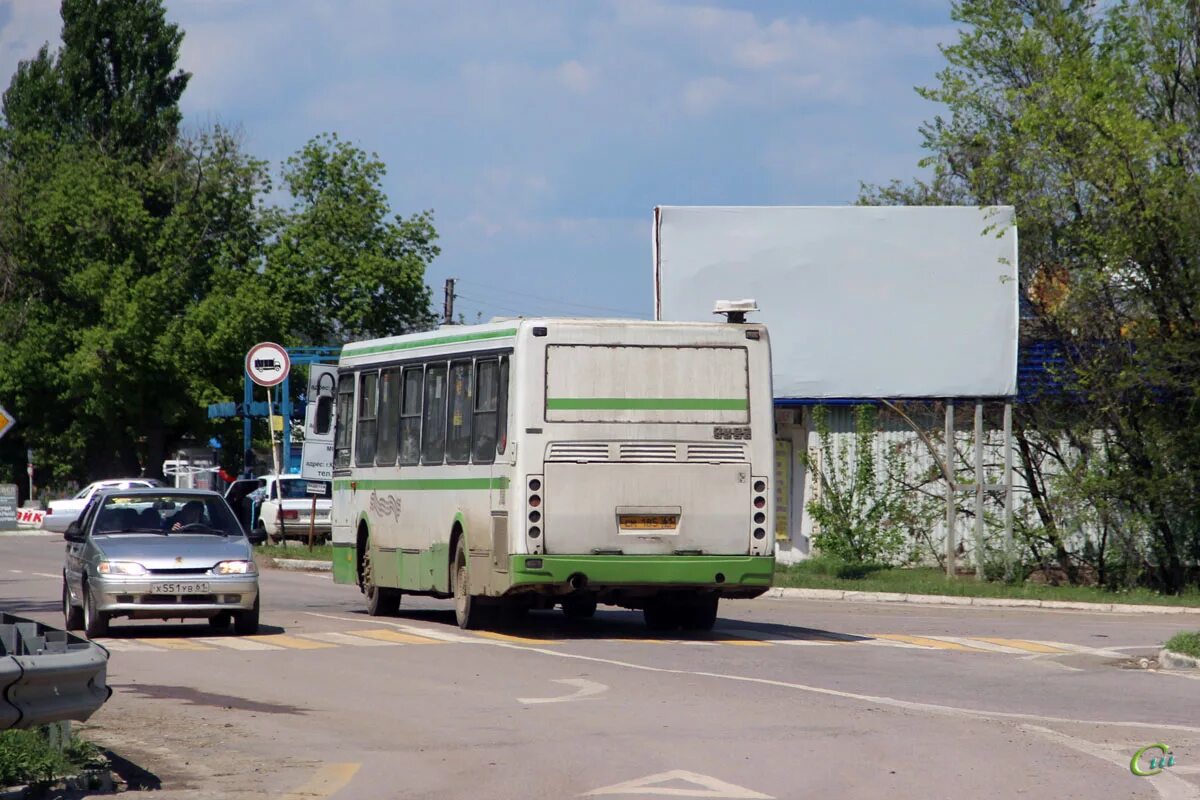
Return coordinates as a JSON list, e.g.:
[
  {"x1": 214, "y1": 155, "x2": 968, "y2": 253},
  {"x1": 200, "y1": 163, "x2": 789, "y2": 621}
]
[
  {"x1": 83, "y1": 584, "x2": 109, "y2": 638},
  {"x1": 63, "y1": 580, "x2": 83, "y2": 631},
  {"x1": 233, "y1": 595, "x2": 260, "y2": 635}
]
